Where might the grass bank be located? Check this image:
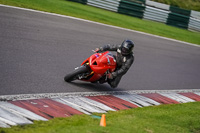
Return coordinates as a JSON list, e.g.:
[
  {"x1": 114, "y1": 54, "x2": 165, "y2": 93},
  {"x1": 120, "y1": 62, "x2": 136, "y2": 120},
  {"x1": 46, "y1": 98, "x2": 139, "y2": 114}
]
[
  {"x1": 0, "y1": 0, "x2": 200, "y2": 45},
  {"x1": 1, "y1": 102, "x2": 200, "y2": 133},
  {"x1": 152, "y1": 0, "x2": 200, "y2": 11}
]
